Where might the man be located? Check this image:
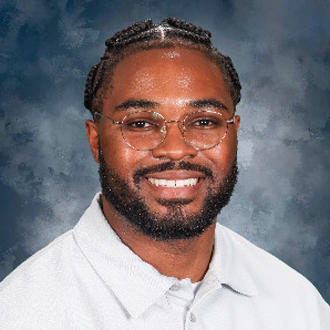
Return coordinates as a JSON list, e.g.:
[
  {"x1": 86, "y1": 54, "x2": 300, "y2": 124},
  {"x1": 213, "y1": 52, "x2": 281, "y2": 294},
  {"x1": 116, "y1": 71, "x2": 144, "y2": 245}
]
[{"x1": 0, "y1": 18, "x2": 329, "y2": 329}]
